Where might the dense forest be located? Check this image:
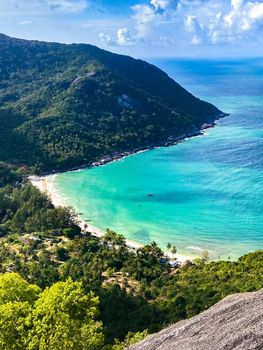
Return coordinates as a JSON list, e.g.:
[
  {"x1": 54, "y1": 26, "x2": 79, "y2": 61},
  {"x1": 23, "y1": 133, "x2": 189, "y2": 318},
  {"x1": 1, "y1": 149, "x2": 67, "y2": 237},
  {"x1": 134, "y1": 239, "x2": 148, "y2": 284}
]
[
  {"x1": 0, "y1": 34, "x2": 222, "y2": 172},
  {"x1": 0, "y1": 162, "x2": 263, "y2": 349}
]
